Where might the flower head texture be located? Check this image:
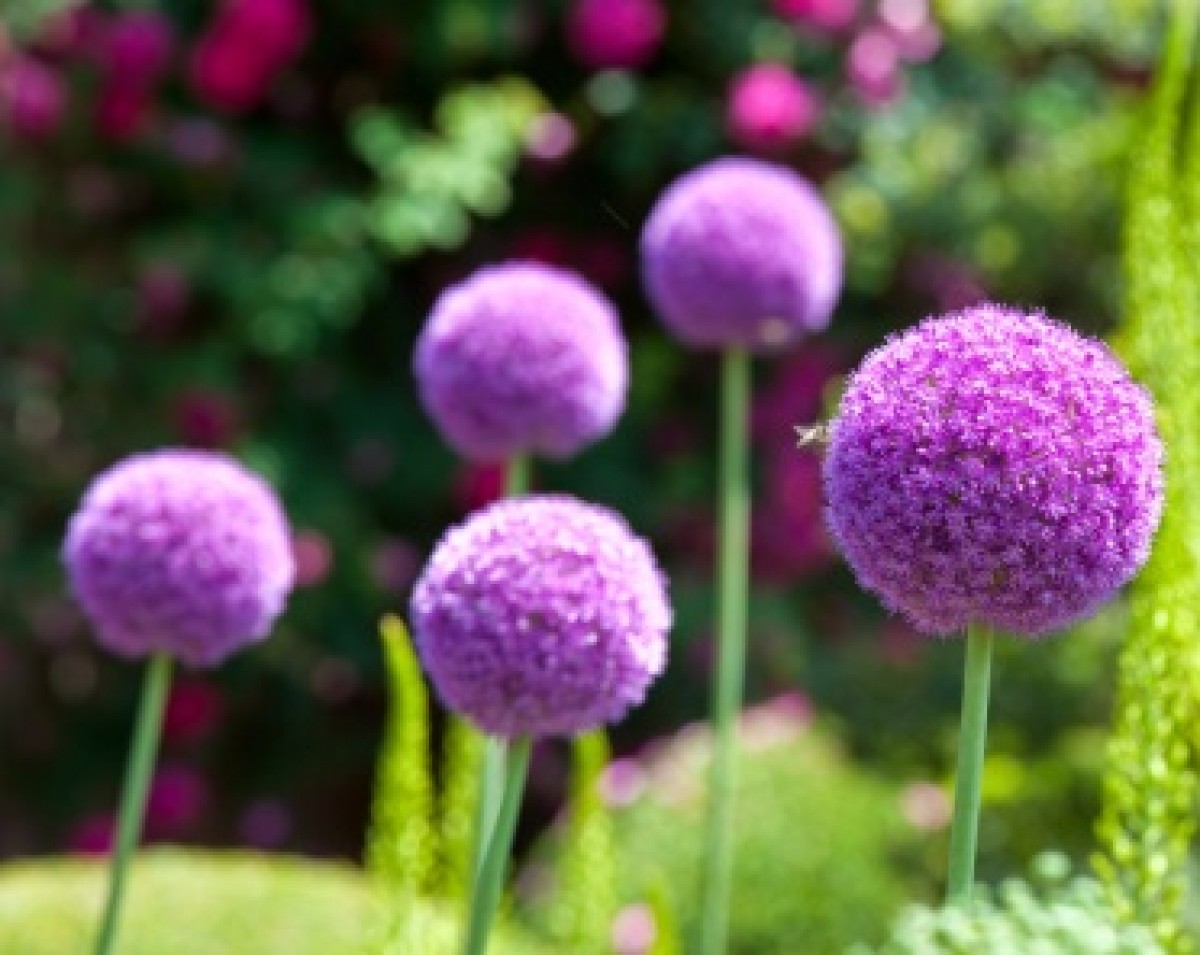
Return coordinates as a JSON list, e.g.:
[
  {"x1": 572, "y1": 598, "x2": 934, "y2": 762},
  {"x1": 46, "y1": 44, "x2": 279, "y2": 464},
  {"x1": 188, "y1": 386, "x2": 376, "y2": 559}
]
[
  {"x1": 641, "y1": 158, "x2": 843, "y2": 351},
  {"x1": 64, "y1": 450, "x2": 295, "y2": 667},
  {"x1": 414, "y1": 262, "x2": 629, "y2": 461},
  {"x1": 824, "y1": 305, "x2": 1163, "y2": 636},
  {"x1": 410, "y1": 495, "x2": 671, "y2": 737}
]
